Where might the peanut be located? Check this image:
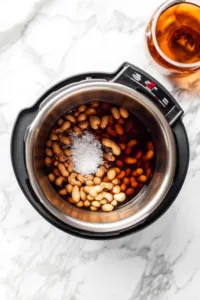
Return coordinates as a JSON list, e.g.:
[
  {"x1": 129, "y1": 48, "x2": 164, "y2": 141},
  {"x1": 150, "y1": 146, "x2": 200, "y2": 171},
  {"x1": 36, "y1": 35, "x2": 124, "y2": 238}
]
[
  {"x1": 76, "y1": 201, "x2": 84, "y2": 208},
  {"x1": 78, "y1": 104, "x2": 87, "y2": 112},
  {"x1": 52, "y1": 142, "x2": 62, "y2": 155},
  {"x1": 85, "y1": 108, "x2": 96, "y2": 116},
  {"x1": 67, "y1": 163, "x2": 73, "y2": 173},
  {"x1": 72, "y1": 185, "x2": 80, "y2": 203},
  {"x1": 143, "y1": 150, "x2": 154, "y2": 160},
  {"x1": 116, "y1": 160, "x2": 124, "y2": 167},
  {"x1": 58, "y1": 163, "x2": 69, "y2": 177},
  {"x1": 135, "y1": 168, "x2": 143, "y2": 176},
  {"x1": 100, "y1": 199, "x2": 108, "y2": 205},
  {"x1": 135, "y1": 150, "x2": 143, "y2": 159},
  {"x1": 125, "y1": 148, "x2": 132, "y2": 155},
  {"x1": 87, "y1": 175, "x2": 94, "y2": 181},
  {"x1": 146, "y1": 168, "x2": 152, "y2": 178},
  {"x1": 87, "y1": 195, "x2": 95, "y2": 201},
  {"x1": 60, "y1": 121, "x2": 71, "y2": 132},
  {"x1": 104, "y1": 153, "x2": 115, "y2": 162},
  {"x1": 100, "y1": 116, "x2": 109, "y2": 129},
  {"x1": 74, "y1": 111, "x2": 79, "y2": 116},
  {"x1": 68, "y1": 197, "x2": 75, "y2": 204},
  {"x1": 111, "y1": 107, "x2": 120, "y2": 119},
  {"x1": 96, "y1": 166, "x2": 105, "y2": 178},
  {"x1": 102, "y1": 177, "x2": 109, "y2": 183},
  {"x1": 65, "y1": 114, "x2": 76, "y2": 124},
  {"x1": 114, "y1": 168, "x2": 121, "y2": 175},
  {"x1": 102, "y1": 138, "x2": 121, "y2": 156},
  {"x1": 84, "y1": 200, "x2": 91, "y2": 207},
  {"x1": 101, "y1": 182, "x2": 113, "y2": 190},
  {"x1": 107, "y1": 126, "x2": 117, "y2": 137},
  {"x1": 74, "y1": 126, "x2": 82, "y2": 136},
  {"x1": 77, "y1": 113, "x2": 87, "y2": 122},
  {"x1": 48, "y1": 173, "x2": 55, "y2": 182},
  {"x1": 46, "y1": 140, "x2": 52, "y2": 147},
  {"x1": 147, "y1": 141, "x2": 154, "y2": 150},
  {"x1": 114, "y1": 192, "x2": 126, "y2": 202},
  {"x1": 90, "y1": 116, "x2": 101, "y2": 130},
  {"x1": 130, "y1": 178, "x2": 138, "y2": 188},
  {"x1": 118, "y1": 118, "x2": 125, "y2": 125},
  {"x1": 64, "y1": 149, "x2": 72, "y2": 157},
  {"x1": 68, "y1": 173, "x2": 82, "y2": 186},
  {"x1": 102, "y1": 204, "x2": 114, "y2": 212},
  {"x1": 55, "y1": 176, "x2": 65, "y2": 186},
  {"x1": 125, "y1": 168, "x2": 131, "y2": 176},
  {"x1": 114, "y1": 124, "x2": 124, "y2": 135},
  {"x1": 107, "y1": 169, "x2": 116, "y2": 180},
  {"x1": 92, "y1": 200, "x2": 101, "y2": 208},
  {"x1": 57, "y1": 118, "x2": 64, "y2": 126},
  {"x1": 118, "y1": 171, "x2": 126, "y2": 179},
  {"x1": 121, "y1": 184, "x2": 127, "y2": 192},
  {"x1": 90, "y1": 101, "x2": 99, "y2": 108},
  {"x1": 90, "y1": 206, "x2": 98, "y2": 211},
  {"x1": 95, "y1": 193, "x2": 104, "y2": 201},
  {"x1": 77, "y1": 174, "x2": 85, "y2": 184},
  {"x1": 138, "y1": 175, "x2": 148, "y2": 183},
  {"x1": 78, "y1": 121, "x2": 89, "y2": 130},
  {"x1": 125, "y1": 157, "x2": 137, "y2": 164},
  {"x1": 119, "y1": 107, "x2": 129, "y2": 118},
  {"x1": 112, "y1": 178, "x2": 121, "y2": 185},
  {"x1": 49, "y1": 133, "x2": 58, "y2": 141},
  {"x1": 119, "y1": 143, "x2": 126, "y2": 150},
  {"x1": 127, "y1": 140, "x2": 137, "y2": 147},
  {"x1": 66, "y1": 184, "x2": 73, "y2": 193},
  {"x1": 53, "y1": 168, "x2": 61, "y2": 177},
  {"x1": 45, "y1": 157, "x2": 52, "y2": 167},
  {"x1": 58, "y1": 152, "x2": 67, "y2": 162},
  {"x1": 59, "y1": 189, "x2": 67, "y2": 196},
  {"x1": 102, "y1": 192, "x2": 113, "y2": 202},
  {"x1": 111, "y1": 200, "x2": 118, "y2": 207},
  {"x1": 54, "y1": 161, "x2": 59, "y2": 167},
  {"x1": 123, "y1": 177, "x2": 130, "y2": 185},
  {"x1": 60, "y1": 136, "x2": 71, "y2": 145},
  {"x1": 94, "y1": 177, "x2": 101, "y2": 185},
  {"x1": 84, "y1": 186, "x2": 92, "y2": 194},
  {"x1": 80, "y1": 187, "x2": 87, "y2": 201},
  {"x1": 126, "y1": 188, "x2": 134, "y2": 196},
  {"x1": 89, "y1": 185, "x2": 103, "y2": 197},
  {"x1": 108, "y1": 115, "x2": 114, "y2": 125},
  {"x1": 85, "y1": 180, "x2": 94, "y2": 186},
  {"x1": 45, "y1": 148, "x2": 53, "y2": 157},
  {"x1": 113, "y1": 185, "x2": 121, "y2": 194}
]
